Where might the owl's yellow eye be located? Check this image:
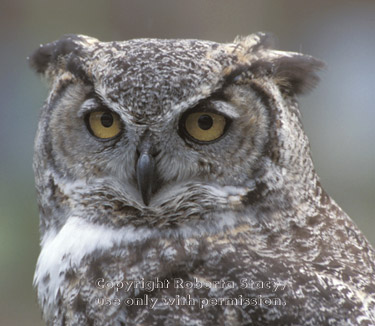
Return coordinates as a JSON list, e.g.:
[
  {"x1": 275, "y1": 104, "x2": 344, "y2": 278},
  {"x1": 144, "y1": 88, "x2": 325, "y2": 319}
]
[
  {"x1": 184, "y1": 111, "x2": 227, "y2": 142},
  {"x1": 87, "y1": 111, "x2": 122, "y2": 139}
]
